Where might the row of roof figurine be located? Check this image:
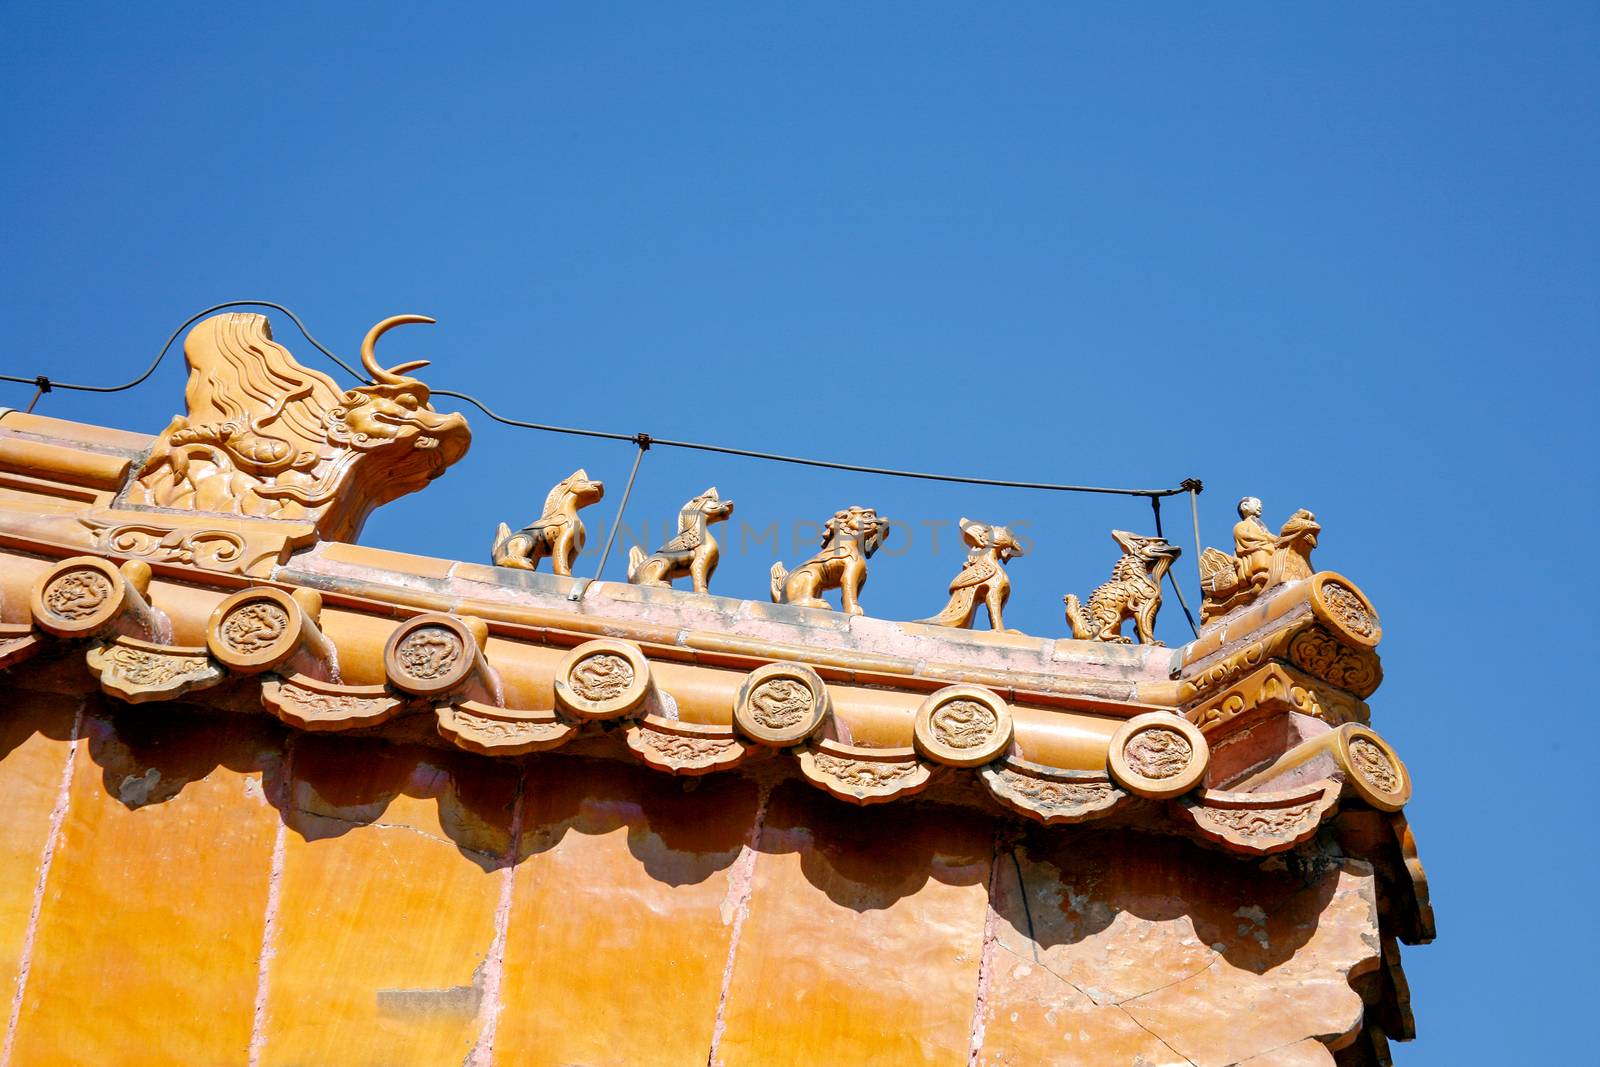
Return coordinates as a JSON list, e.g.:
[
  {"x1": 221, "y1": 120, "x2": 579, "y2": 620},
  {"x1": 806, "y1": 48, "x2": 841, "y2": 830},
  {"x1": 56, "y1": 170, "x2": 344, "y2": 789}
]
[{"x1": 490, "y1": 471, "x2": 1321, "y2": 648}]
